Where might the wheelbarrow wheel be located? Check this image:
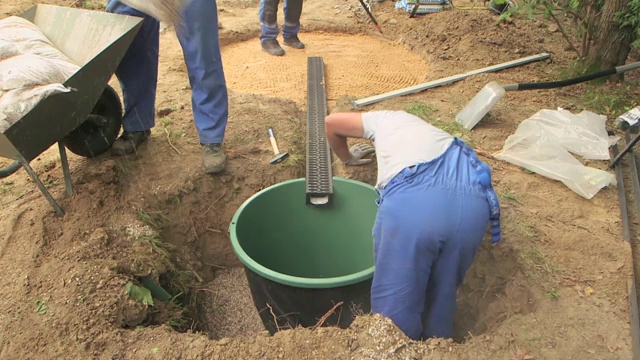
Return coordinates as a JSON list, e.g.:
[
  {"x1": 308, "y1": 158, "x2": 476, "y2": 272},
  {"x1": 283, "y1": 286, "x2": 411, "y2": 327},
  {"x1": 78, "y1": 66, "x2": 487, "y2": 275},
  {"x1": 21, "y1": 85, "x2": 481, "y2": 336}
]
[{"x1": 64, "y1": 85, "x2": 123, "y2": 158}]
